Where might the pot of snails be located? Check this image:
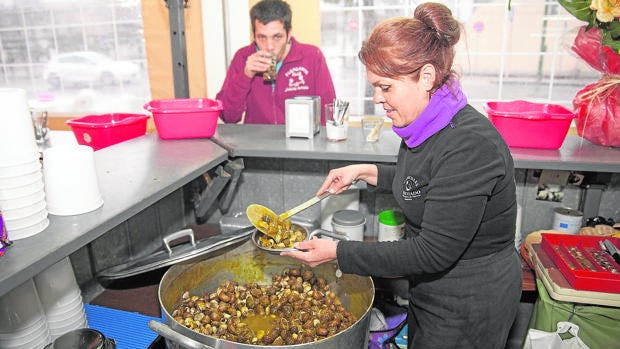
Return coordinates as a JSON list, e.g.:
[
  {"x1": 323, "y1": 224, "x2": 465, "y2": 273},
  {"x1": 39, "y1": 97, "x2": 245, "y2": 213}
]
[{"x1": 149, "y1": 239, "x2": 375, "y2": 349}]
